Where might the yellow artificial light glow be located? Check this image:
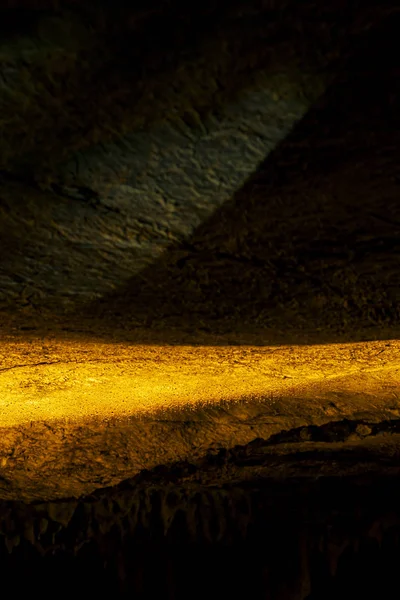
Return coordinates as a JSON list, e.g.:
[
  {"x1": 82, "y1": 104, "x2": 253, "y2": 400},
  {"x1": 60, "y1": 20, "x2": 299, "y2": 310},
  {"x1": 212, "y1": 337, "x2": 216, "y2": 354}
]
[{"x1": 0, "y1": 339, "x2": 398, "y2": 428}]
